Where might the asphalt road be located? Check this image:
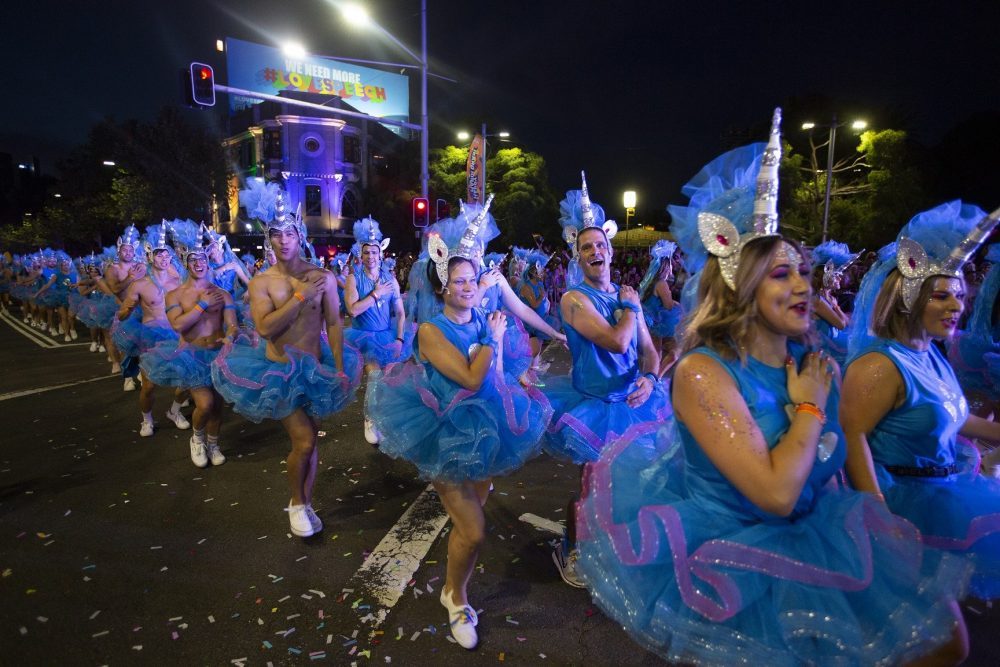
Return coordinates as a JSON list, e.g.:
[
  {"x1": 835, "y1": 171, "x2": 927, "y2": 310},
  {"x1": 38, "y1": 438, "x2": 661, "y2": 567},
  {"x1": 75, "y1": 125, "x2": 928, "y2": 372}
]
[{"x1": 1, "y1": 311, "x2": 996, "y2": 666}]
